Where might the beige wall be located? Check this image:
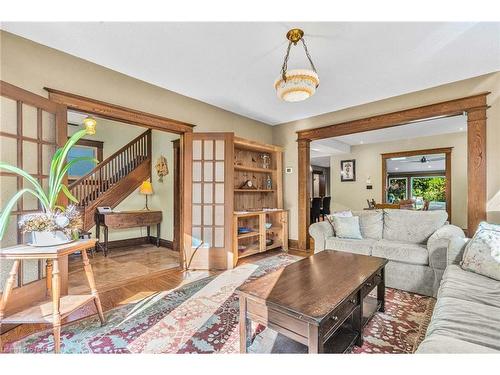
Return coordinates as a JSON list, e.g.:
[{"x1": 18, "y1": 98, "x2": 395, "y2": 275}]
[
  {"x1": 329, "y1": 131, "x2": 467, "y2": 229},
  {"x1": 272, "y1": 71, "x2": 500, "y2": 240}
]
